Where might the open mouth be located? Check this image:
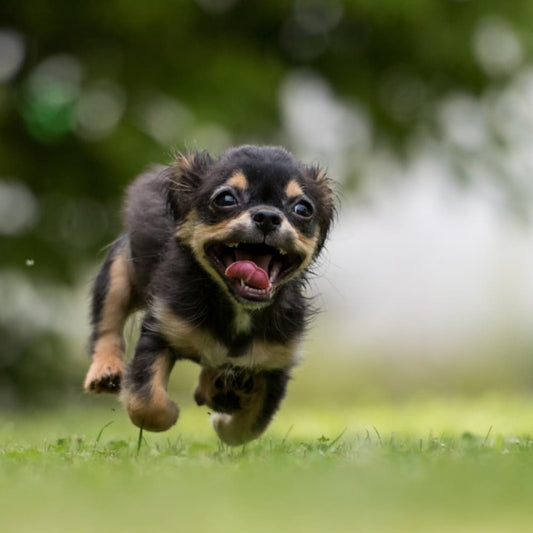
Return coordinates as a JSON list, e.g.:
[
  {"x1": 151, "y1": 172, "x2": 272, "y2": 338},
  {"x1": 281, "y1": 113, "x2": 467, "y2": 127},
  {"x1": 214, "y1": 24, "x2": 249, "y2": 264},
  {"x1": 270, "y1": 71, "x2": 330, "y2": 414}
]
[{"x1": 207, "y1": 242, "x2": 302, "y2": 302}]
